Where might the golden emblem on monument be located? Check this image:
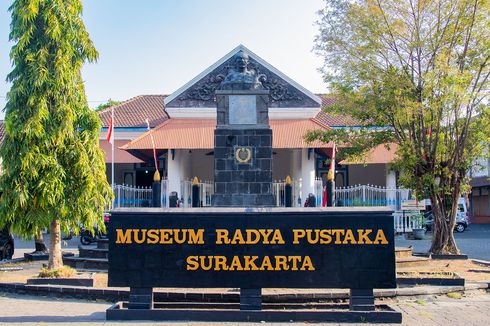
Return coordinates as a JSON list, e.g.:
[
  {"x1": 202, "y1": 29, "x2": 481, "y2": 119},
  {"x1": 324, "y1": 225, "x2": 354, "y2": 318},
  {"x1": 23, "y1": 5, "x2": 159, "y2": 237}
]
[{"x1": 235, "y1": 147, "x2": 252, "y2": 164}]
